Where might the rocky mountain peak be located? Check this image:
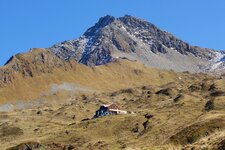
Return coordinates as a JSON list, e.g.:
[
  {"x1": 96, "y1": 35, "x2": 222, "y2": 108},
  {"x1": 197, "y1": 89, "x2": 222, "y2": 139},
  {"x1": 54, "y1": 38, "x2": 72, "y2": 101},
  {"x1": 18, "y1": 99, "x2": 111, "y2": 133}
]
[
  {"x1": 50, "y1": 15, "x2": 215, "y2": 68},
  {"x1": 27, "y1": 15, "x2": 224, "y2": 73},
  {"x1": 84, "y1": 15, "x2": 115, "y2": 37}
]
